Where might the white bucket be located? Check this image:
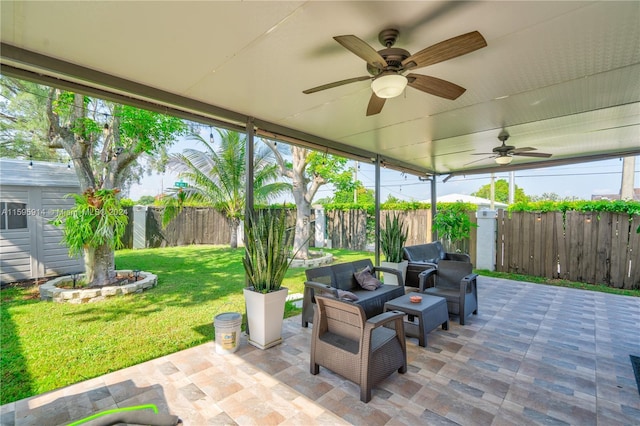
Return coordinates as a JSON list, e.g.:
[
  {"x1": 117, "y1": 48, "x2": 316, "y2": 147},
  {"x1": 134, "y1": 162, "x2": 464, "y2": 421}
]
[{"x1": 214, "y1": 312, "x2": 242, "y2": 354}]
